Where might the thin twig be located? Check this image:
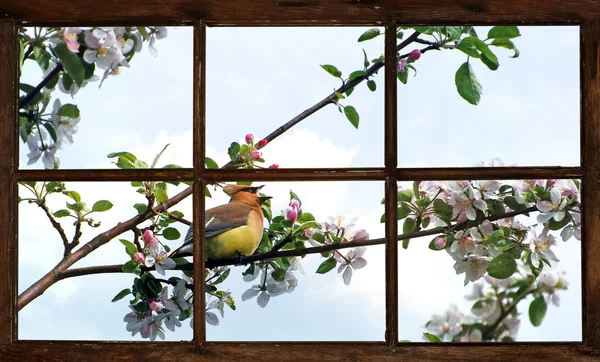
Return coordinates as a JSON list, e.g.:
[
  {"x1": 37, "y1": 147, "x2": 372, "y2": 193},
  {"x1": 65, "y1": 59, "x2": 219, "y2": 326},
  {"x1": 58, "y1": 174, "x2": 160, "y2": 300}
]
[{"x1": 19, "y1": 64, "x2": 63, "y2": 109}]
